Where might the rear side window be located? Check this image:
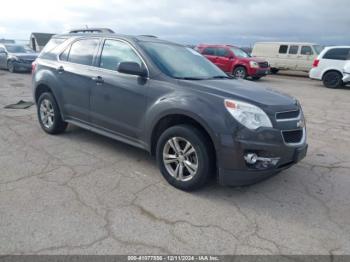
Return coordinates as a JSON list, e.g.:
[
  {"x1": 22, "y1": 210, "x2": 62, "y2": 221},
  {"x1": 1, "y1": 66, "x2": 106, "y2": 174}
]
[
  {"x1": 39, "y1": 38, "x2": 66, "y2": 59},
  {"x1": 216, "y1": 48, "x2": 229, "y2": 57},
  {"x1": 279, "y1": 45, "x2": 288, "y2": 54},
  {"x1": 68, "y1": 39, "x2": 99, "y2": 66},
  {"x1": 301, "y1": 46, "x2": 313, "y2": 55},
  {"x1": 289, "y1": 45, "x2": 299, "y2": 54},
  {"x1": 99, "y1": 40, "x2": 142, "y2": 71},
  {"x1": 202, "y1": 47, "x2": 215, "y2": 55},
  {"x1": 323, "y1": 48, "x2": 350, "y2": 60}
]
